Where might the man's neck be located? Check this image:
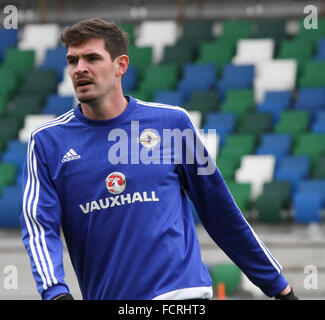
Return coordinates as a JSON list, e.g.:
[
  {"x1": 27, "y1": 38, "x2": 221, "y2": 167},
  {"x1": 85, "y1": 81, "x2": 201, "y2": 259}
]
[{"x1": 80, "y1": 93, "x2": 128, "y2": 121}]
